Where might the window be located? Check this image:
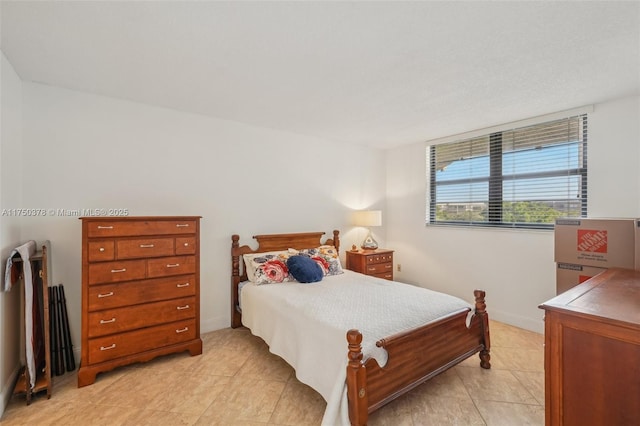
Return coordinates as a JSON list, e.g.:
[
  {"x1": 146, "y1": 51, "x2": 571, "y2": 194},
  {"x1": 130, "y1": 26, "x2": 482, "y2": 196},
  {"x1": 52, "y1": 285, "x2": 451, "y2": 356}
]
[{"x1": 427, "y1": 114, "x2": 588, "y2": 229}]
